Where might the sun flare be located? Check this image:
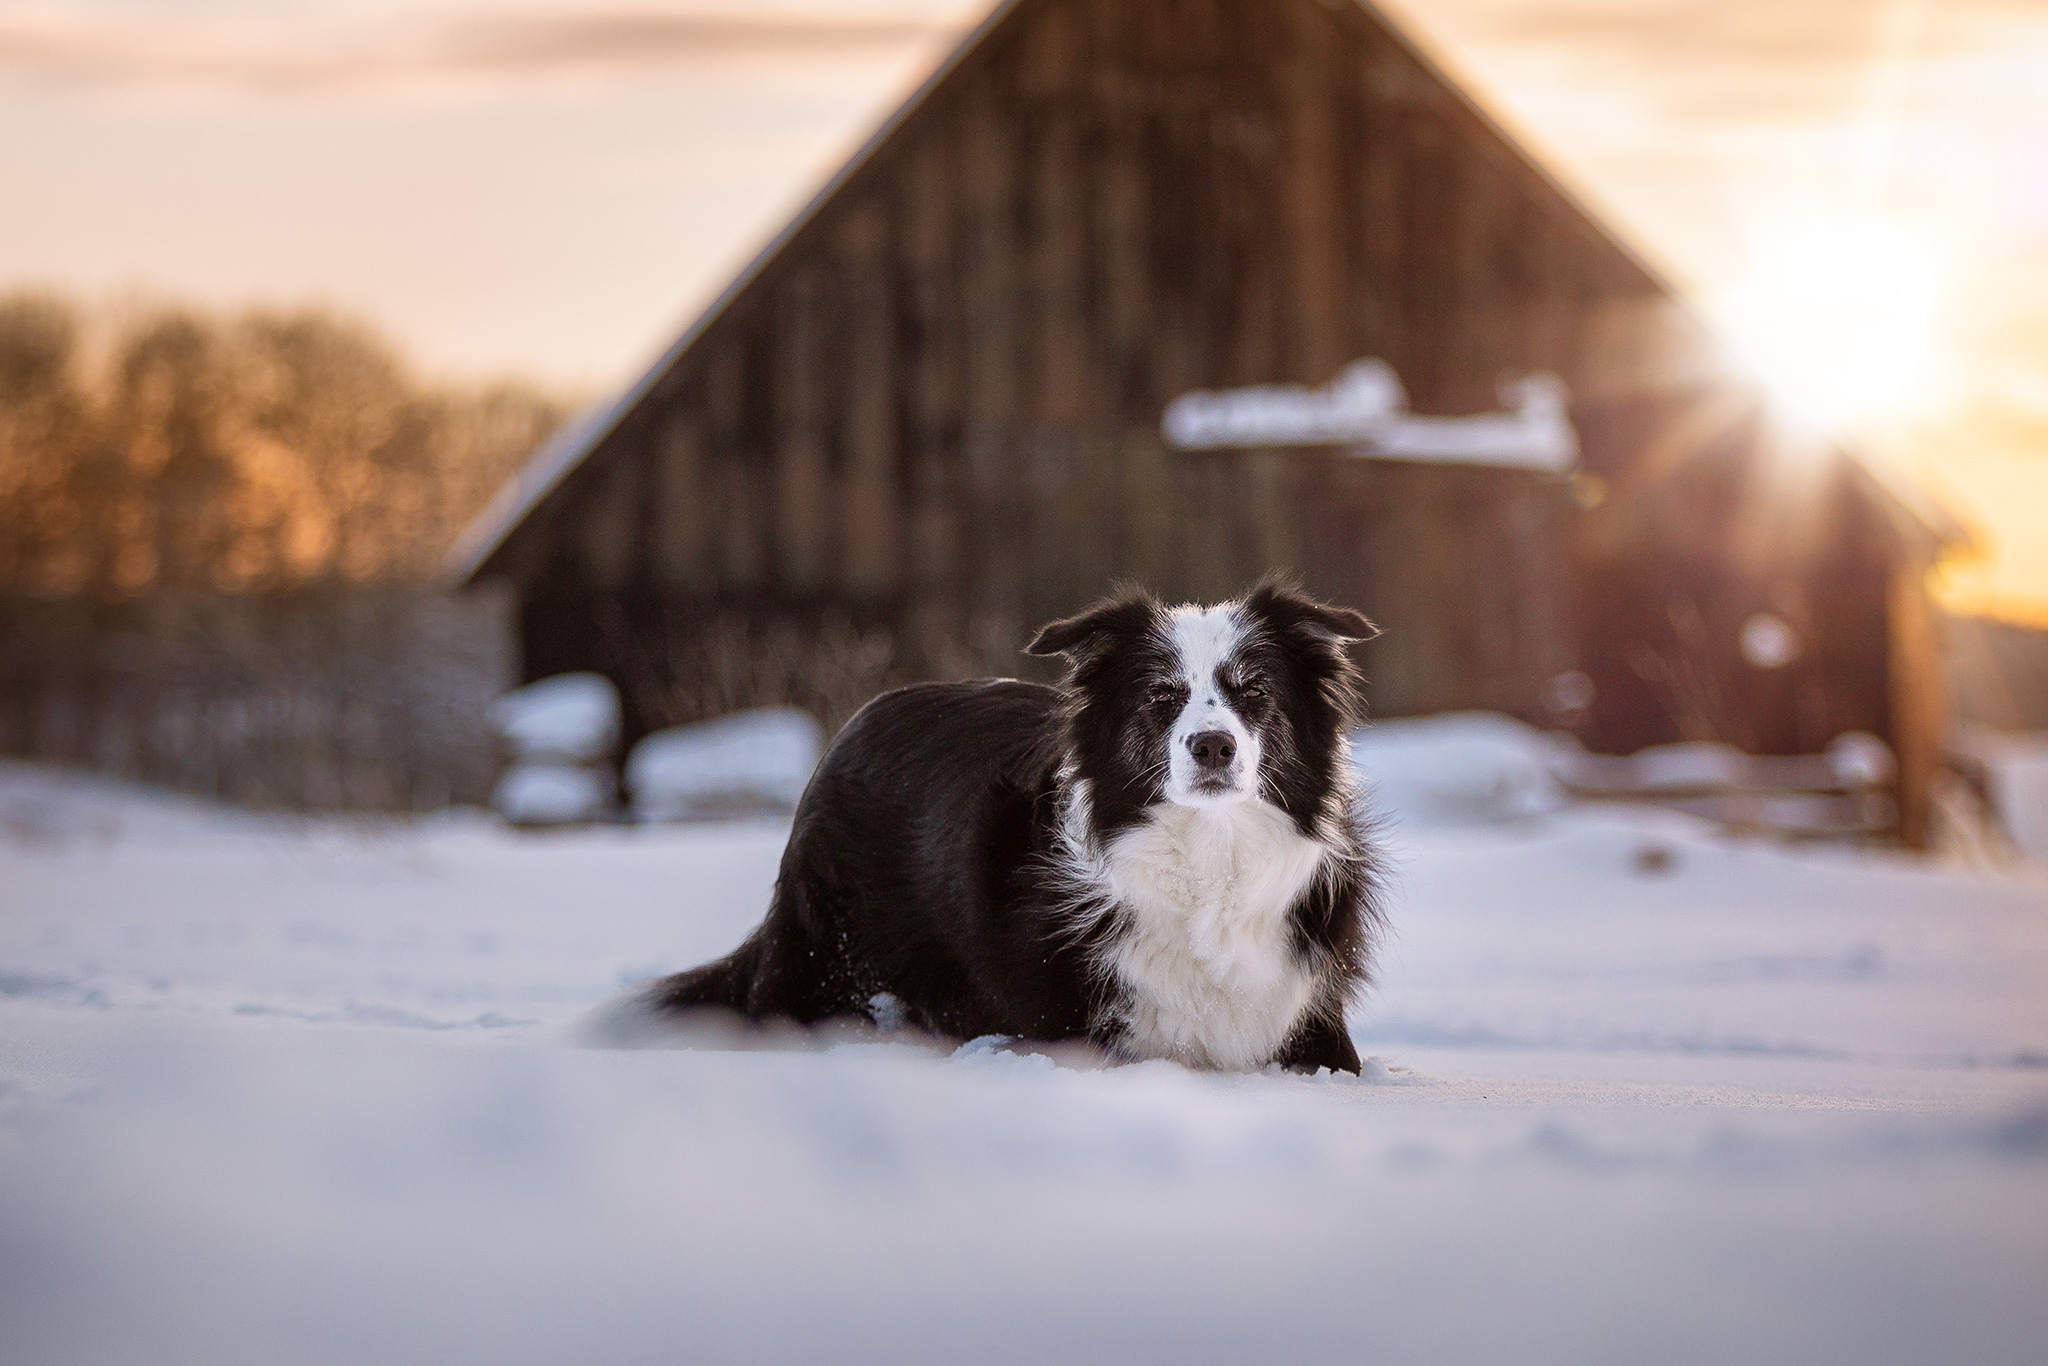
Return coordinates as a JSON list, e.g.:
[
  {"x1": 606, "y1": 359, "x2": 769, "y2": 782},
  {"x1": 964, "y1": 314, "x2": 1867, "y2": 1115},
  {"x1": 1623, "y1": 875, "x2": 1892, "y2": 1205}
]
[{"x1": 1714, "y1": 218, "x2": 1943, "y2": 431}]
